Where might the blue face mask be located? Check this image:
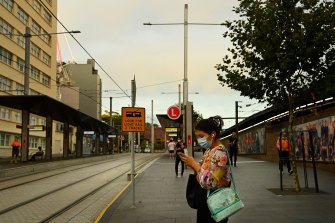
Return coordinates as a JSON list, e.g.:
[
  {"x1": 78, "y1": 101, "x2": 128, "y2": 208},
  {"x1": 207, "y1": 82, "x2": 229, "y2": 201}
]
[{"x1": 197, "y1": 136, "x2": 213, "y2": 149}]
